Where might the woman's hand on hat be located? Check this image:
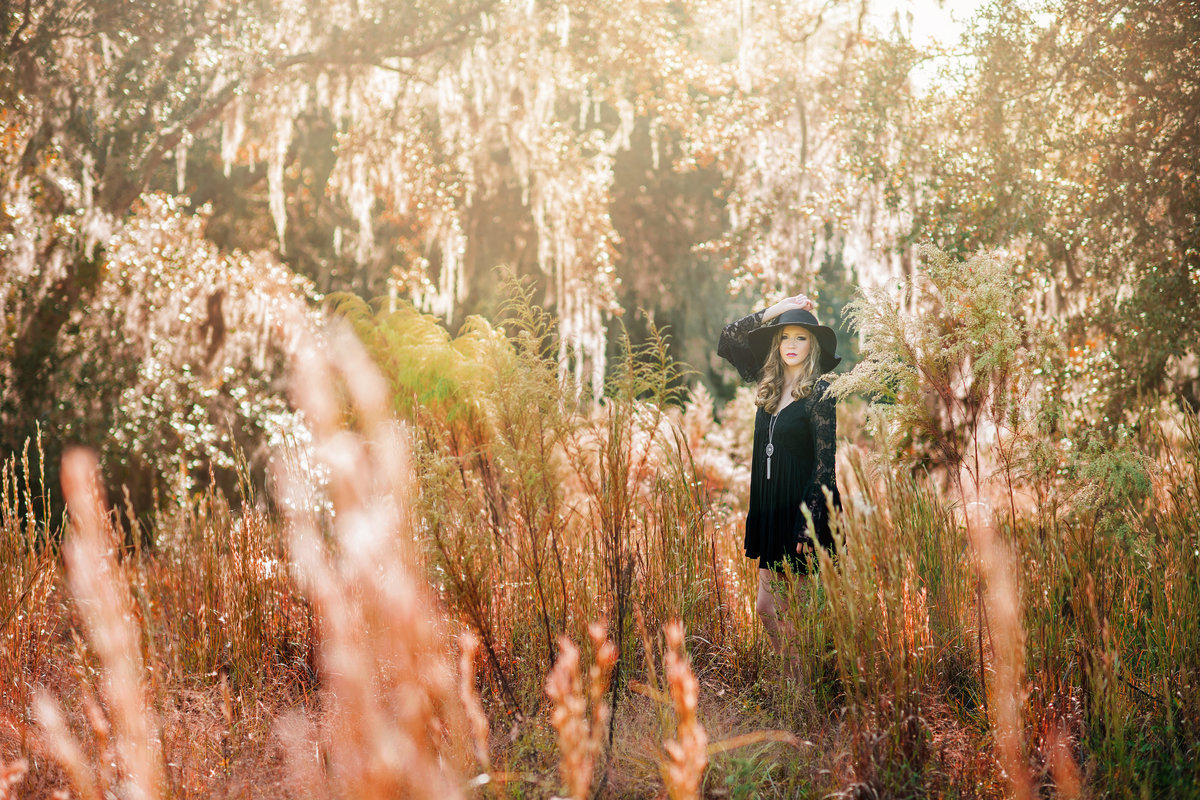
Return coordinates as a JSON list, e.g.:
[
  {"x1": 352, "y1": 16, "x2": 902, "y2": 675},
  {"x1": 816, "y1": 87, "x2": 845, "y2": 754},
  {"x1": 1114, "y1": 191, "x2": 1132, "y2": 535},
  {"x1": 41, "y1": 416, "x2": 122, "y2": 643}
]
[
  {"x1": 763, "y1": 293, "x2": 815, "y2": 322},
  {"x1": 786, "y1": 293, "x2": 815, "y2": 311}
]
